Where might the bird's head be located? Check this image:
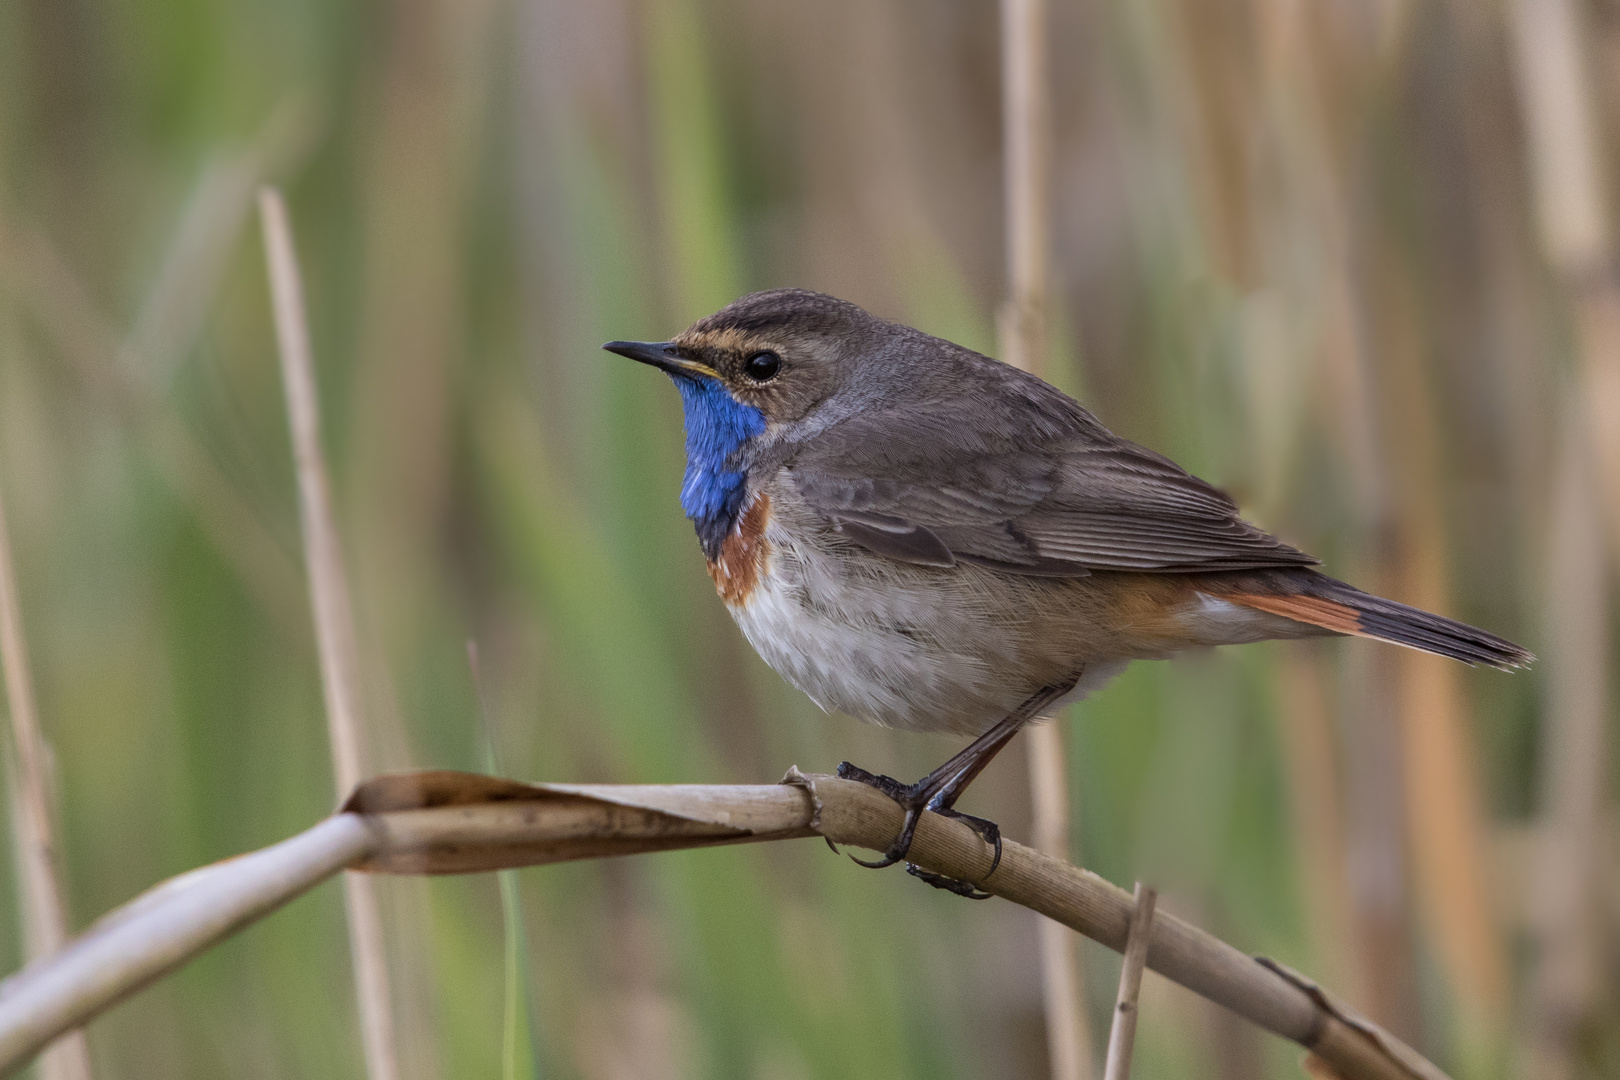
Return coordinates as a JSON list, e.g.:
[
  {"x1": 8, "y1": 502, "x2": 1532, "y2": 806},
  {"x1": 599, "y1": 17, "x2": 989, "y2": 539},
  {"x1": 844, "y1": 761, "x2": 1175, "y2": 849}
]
[
  {"x1": 603, "y1": 289, "x2": 892, "y2": 550},
  {"x1": 603, "y1": 288, "x2": 885, "y2": 429}
]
